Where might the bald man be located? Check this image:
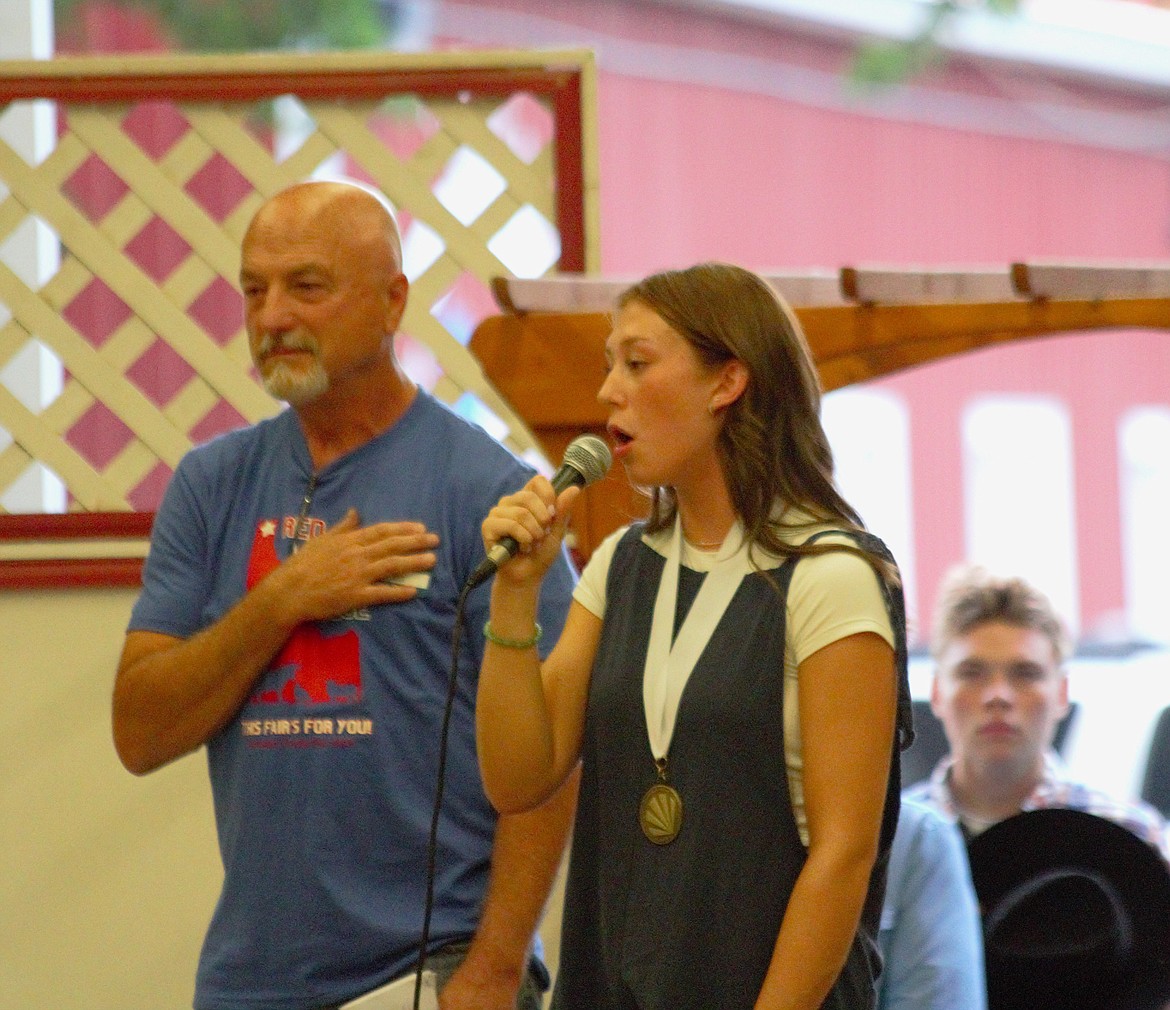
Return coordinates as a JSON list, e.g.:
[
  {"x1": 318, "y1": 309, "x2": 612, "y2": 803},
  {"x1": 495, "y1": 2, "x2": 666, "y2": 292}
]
[{"x1": 113, "y1": 181, "x2": 577, "y2": 1010}]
